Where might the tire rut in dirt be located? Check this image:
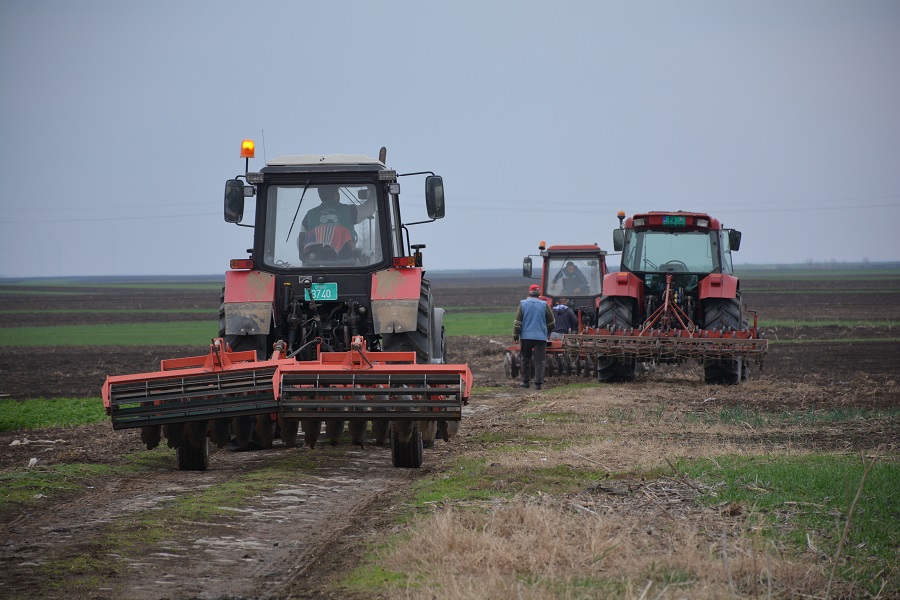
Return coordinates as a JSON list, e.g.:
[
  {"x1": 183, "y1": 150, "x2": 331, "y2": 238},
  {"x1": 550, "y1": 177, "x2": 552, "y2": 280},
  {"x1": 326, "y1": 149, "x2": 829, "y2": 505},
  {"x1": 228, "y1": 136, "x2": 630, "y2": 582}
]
[{"x1": 0, "y1": 445, "x2": 417, "y2": 600}]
